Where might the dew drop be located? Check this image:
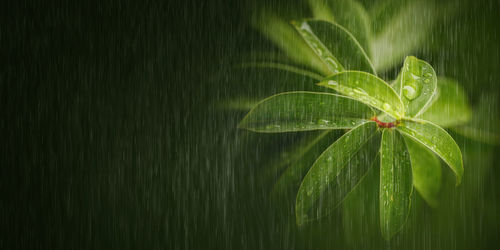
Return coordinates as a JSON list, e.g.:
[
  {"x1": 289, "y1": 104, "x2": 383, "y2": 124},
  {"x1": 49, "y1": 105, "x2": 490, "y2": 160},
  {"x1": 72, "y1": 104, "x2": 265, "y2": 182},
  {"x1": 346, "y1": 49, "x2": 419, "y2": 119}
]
[
  {"x1": 403, "y1": 85, "x2": 418, "y2": 100},
  {"x1": 327, "y1": 80, "x2": 338, "y2": 86},
  {"x1": 317, "y1": 119, "x2": 330, "y2": 125},
  {"x1": 353, "y1": 87, "x2": 367, "y2": 95}
]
